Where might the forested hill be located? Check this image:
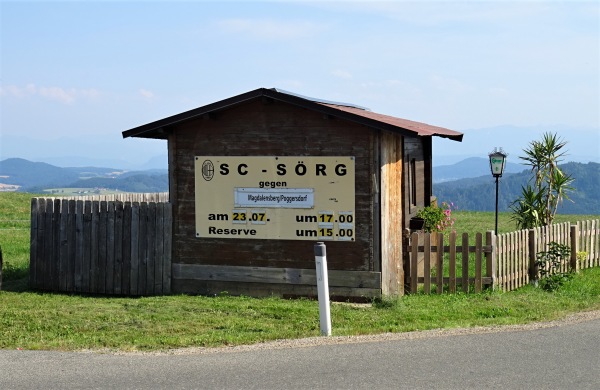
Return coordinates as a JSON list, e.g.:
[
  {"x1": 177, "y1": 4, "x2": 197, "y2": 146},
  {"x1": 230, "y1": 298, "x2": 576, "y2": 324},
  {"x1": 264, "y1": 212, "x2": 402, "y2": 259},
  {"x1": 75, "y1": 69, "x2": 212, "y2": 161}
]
[{"x1": 433, "y1": 162, "x2": 600, "y2": 214}]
